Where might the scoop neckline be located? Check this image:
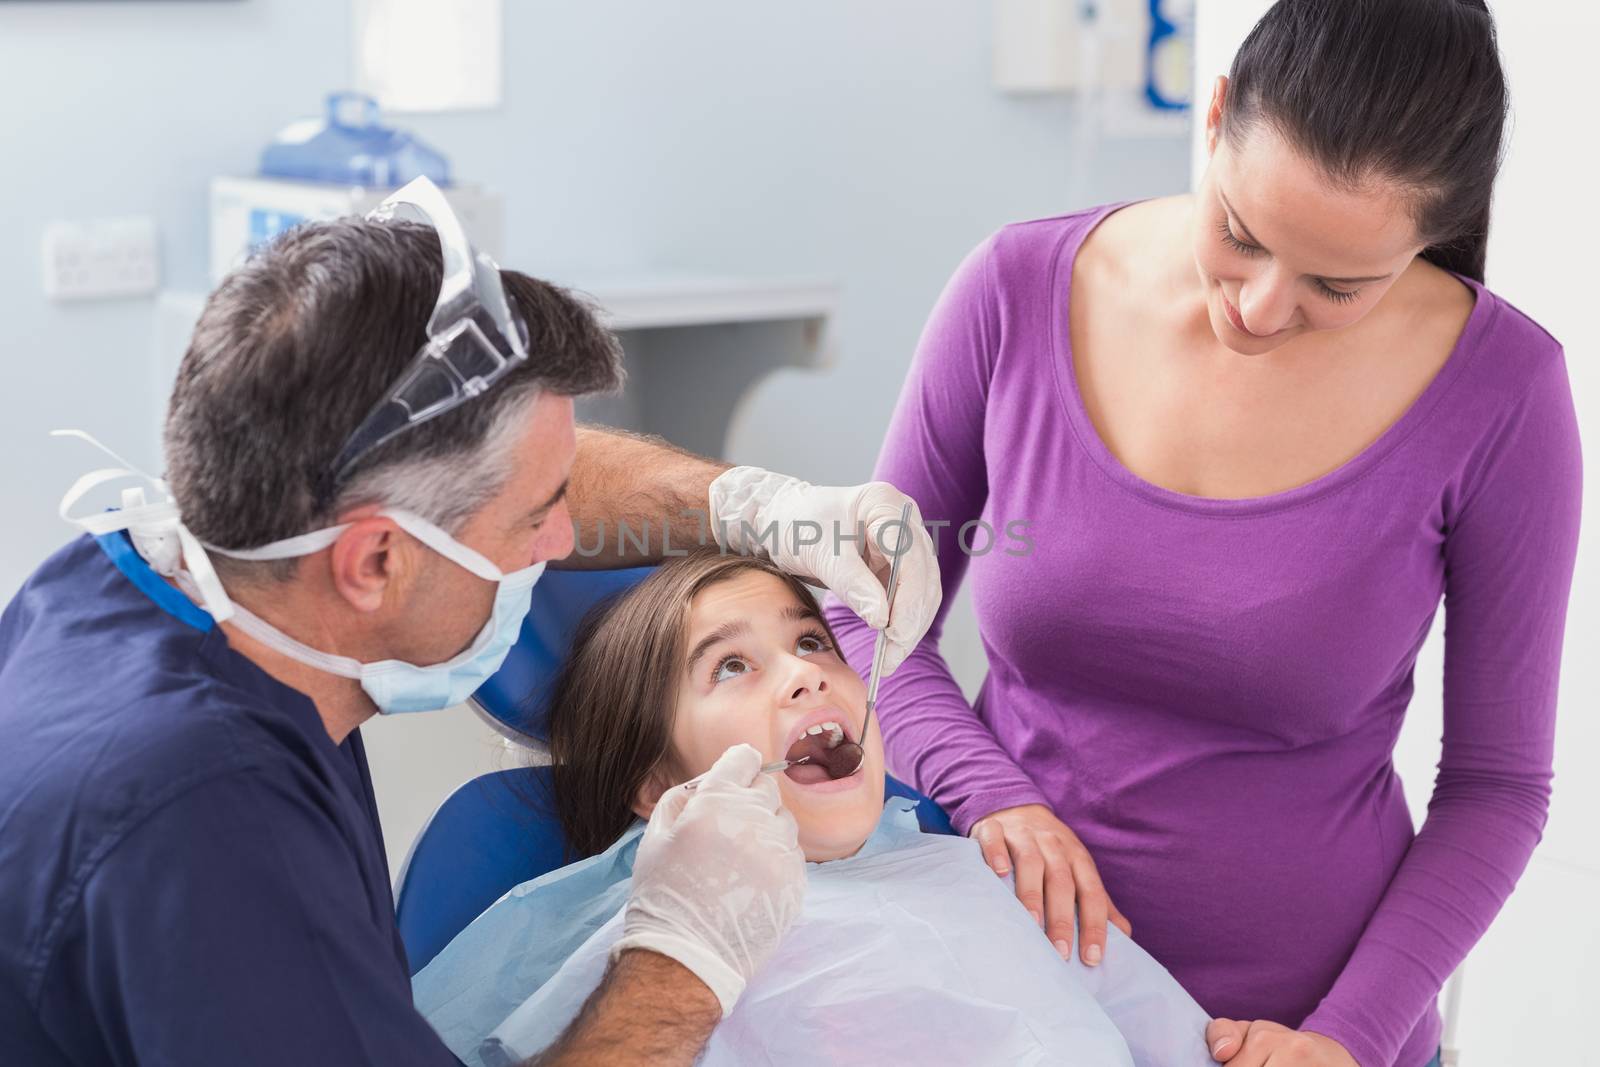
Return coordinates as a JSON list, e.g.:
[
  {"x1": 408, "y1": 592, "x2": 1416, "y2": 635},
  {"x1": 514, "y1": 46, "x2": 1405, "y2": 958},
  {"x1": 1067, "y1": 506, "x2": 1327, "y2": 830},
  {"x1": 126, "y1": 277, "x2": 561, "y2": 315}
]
[{"x1": 1049, "y1": 199, "x2": 1496, "y2": 518}]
